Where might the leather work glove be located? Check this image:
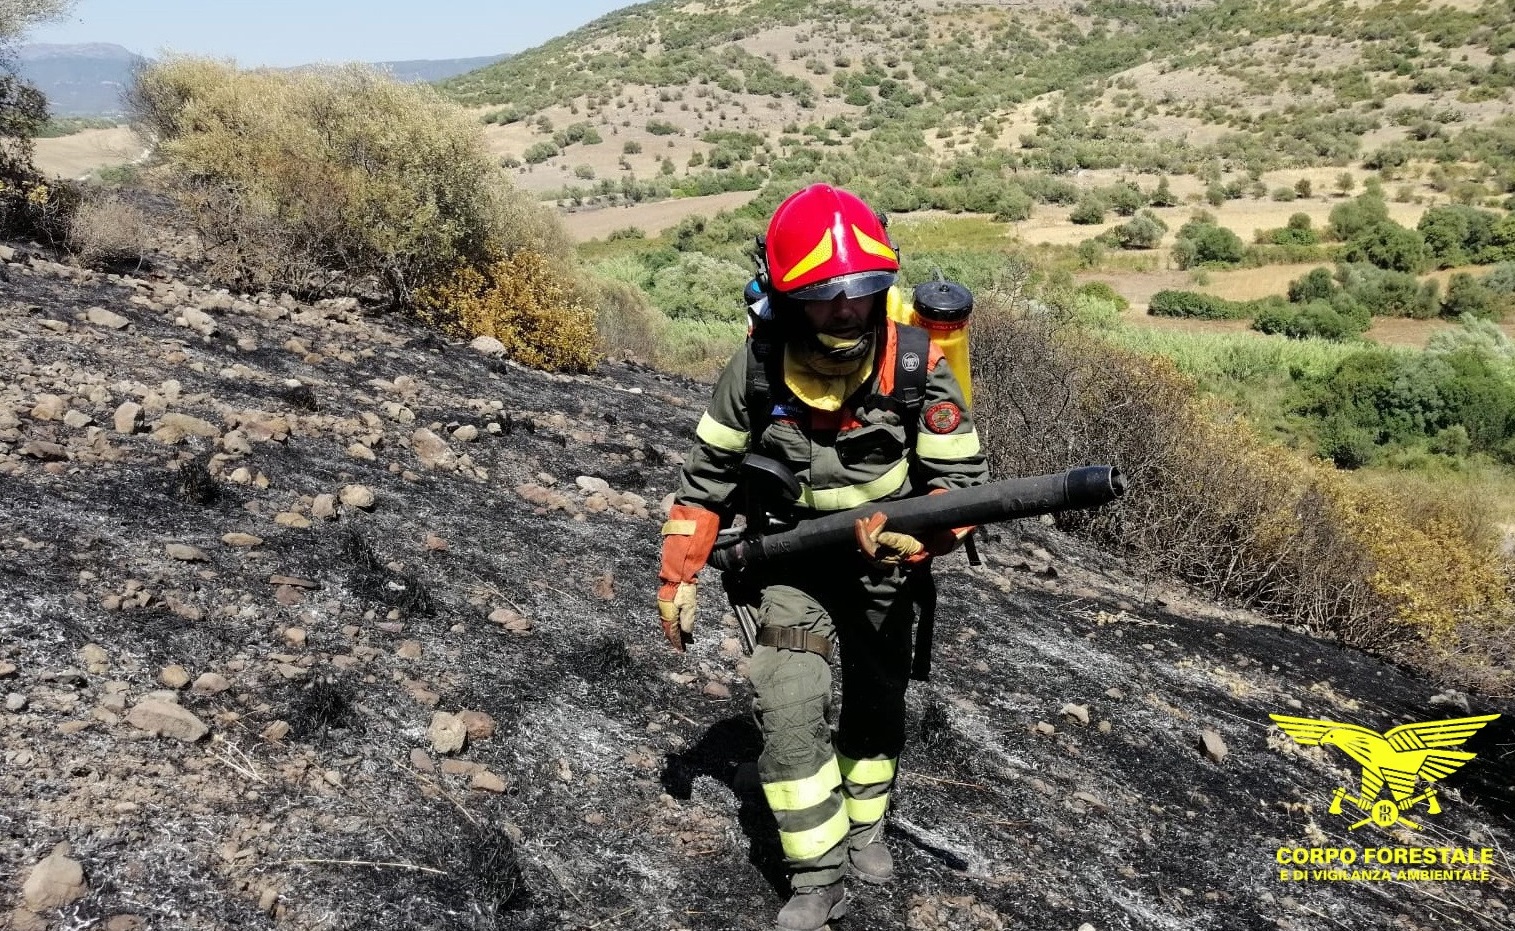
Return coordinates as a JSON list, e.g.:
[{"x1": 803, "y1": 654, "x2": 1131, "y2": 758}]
[
  {"x1": 657, "y1": 504, "x2": 721, "y2": 652},
  {"x1": 854, "y1": 512, "x2": 928, "y2": 567}
]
